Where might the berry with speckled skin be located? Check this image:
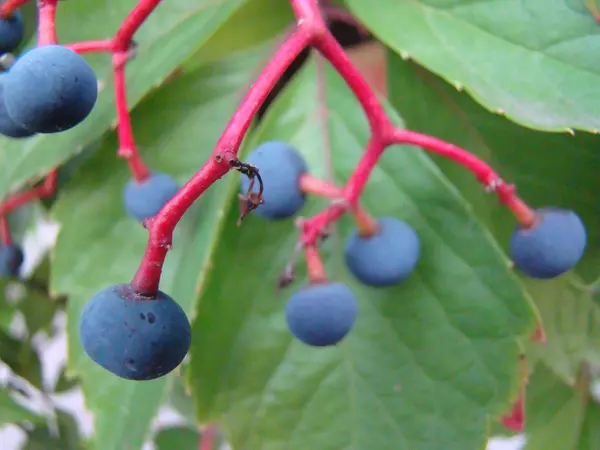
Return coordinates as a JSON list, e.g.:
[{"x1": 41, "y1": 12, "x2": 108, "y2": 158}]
[
  {"x1": 240, "y1": 141, "x2": 308, "y2": 220},
  {"x1": 0, "y1": 9, "x2": 23, "y2": 54},
  {"x1": 79, "y1": 284, "x2": 191, "y2": 381},
  {"x1": 0, "y1": 74, "x2": 34, "y2": 138},
  {"x1": 4, "y1": 45, "x2": 98, "y2": 133},
  {"x1": 510, "y1": 207, "x2": 587, "y2": 279},
  {"x1": 123, "y1": 172, "x2": 180, "y2": 221},
  {"x1": 285, "y1": 282, "x2": 357, "y2": 347},
  {"x1": 344, "y1": 217, "x2": 420, "y2": 287},
  {"x1": 0, "y1": 243, "x2": 24, "y2": 278}
]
